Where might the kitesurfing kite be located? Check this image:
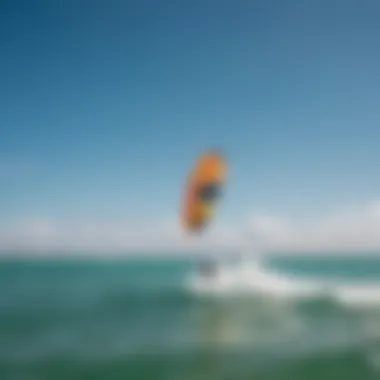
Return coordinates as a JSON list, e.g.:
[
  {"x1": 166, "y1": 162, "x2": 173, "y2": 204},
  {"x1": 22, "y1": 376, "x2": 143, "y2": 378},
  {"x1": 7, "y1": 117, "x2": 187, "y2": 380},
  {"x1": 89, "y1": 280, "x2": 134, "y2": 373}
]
[{"x1": 180, "y1": 150, "x2": 227, "y2": 234}]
